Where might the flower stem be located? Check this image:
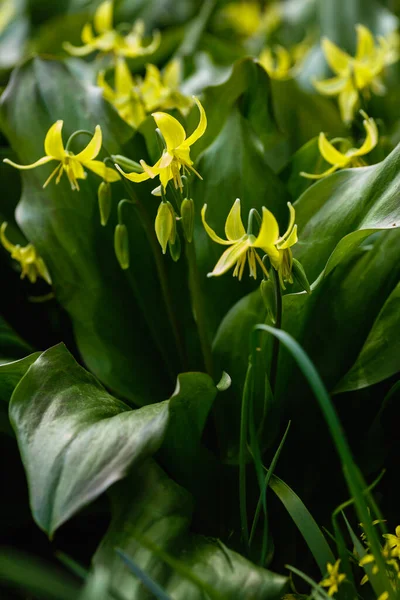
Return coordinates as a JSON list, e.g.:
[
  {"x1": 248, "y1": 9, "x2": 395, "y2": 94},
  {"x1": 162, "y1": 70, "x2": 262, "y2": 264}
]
[
  {"x1": 269, "y1": 268, "x2": 283, "y2": 393},
  {"x1": 185, "y1": 237, "x2": 214, "y2": 377}
]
